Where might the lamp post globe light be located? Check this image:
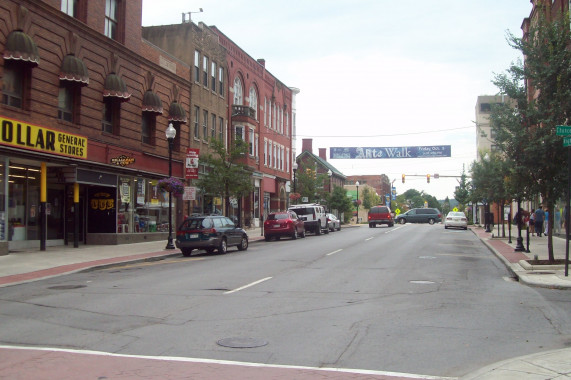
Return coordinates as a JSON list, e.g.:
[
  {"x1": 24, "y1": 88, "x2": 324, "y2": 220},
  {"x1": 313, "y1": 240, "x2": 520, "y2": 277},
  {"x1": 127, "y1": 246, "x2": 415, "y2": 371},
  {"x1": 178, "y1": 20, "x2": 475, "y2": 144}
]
[
  {"x1": 355, "y1": 181, "x2": 360, "y2": 223},
  {"x1": 165, "y1": 123, "x2": 176, "y2": 250}
]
